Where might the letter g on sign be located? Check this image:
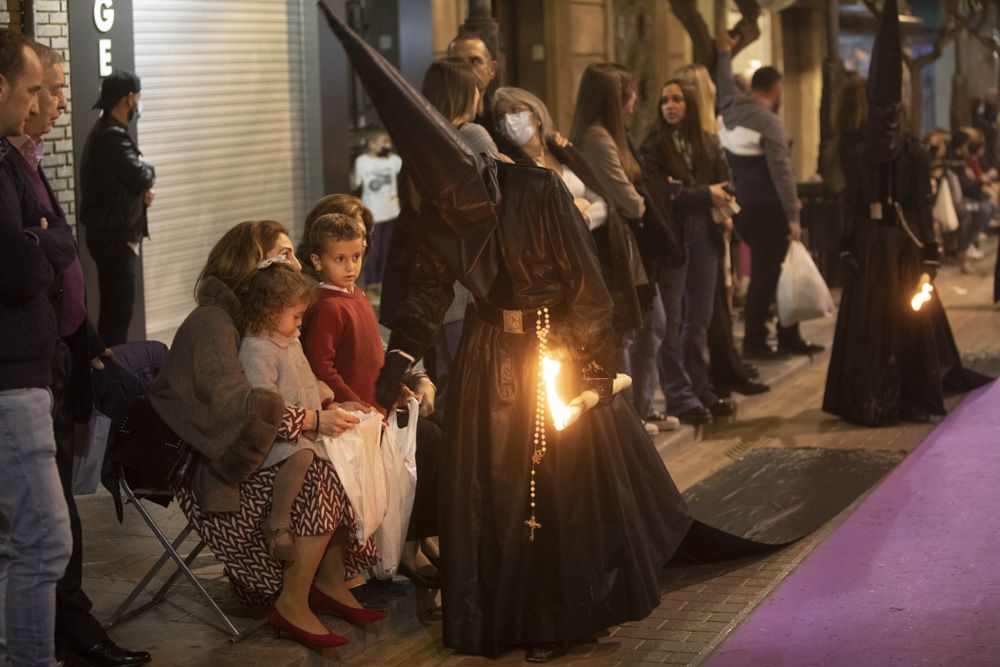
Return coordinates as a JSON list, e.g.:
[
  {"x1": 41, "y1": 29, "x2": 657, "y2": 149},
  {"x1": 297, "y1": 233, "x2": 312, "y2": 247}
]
[{"x1": 94, "y1": 0, "x2": 115, "y2": 33}]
